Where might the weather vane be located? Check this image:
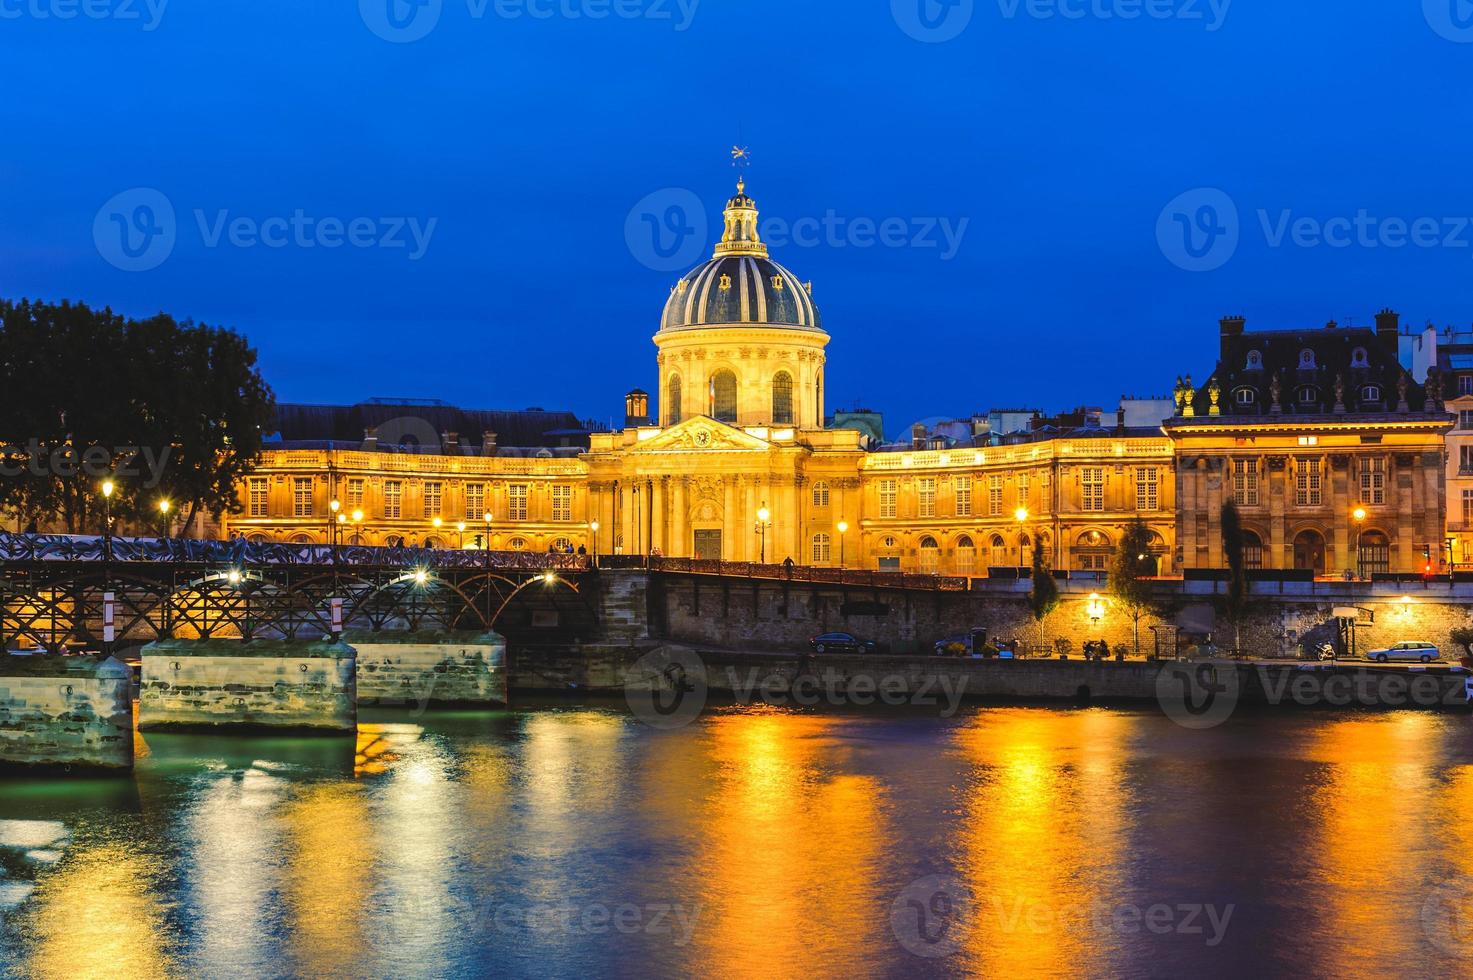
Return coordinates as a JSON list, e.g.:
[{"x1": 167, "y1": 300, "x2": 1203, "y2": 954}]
[{"x1": 731, "y1": 145, "x2": 752, "y2": 169}]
